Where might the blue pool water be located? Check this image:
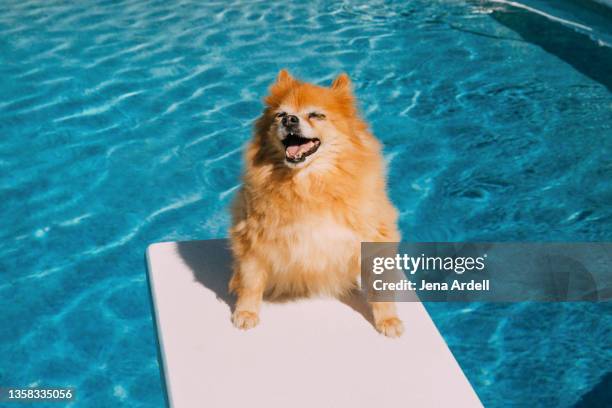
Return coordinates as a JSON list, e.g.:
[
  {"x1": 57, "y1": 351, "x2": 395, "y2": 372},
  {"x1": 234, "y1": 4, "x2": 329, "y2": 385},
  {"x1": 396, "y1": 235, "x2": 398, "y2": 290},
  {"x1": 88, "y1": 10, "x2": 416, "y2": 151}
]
[{"x1": 1, "y1": 0, "x2": 611, "y2": 406}]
